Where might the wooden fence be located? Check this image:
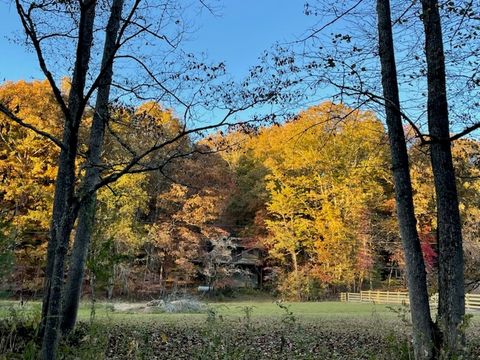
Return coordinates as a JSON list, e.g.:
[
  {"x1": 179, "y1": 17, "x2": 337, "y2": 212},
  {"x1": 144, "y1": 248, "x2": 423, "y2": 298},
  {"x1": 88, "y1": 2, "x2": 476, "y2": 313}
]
[
  {"x1": 340, "y1": 291, "x2": 480, "y2": 310},
  {"x1": 466, "y1": 293, "x2": 480, "y2": 310}
]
